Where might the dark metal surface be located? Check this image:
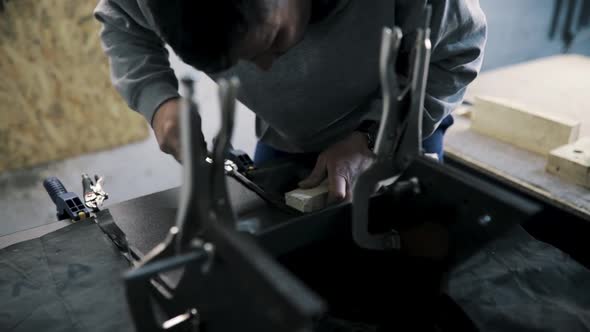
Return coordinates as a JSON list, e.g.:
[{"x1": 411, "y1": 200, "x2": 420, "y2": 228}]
[
  {"x1": 112, "y1": 154, "x2": 543, "y2": 265},
  {"x1": 105, "y1": 188, "x2": 177, "y2": 257},
  {"x1": 0, "y1": 220, "x2": 134, "y2": 332},
  {"x1": 102, "y1": 148, "x2": 590, "y2": 331},
  {"x1": 106, "y1": 177, "x2": 294, "y2": 258},
  {"x1": 446, "y1": 154, "x2": 590, "y2": 269},
  {"x1": 396, "y1": 157, "x2": 542, "y2": 264}
]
